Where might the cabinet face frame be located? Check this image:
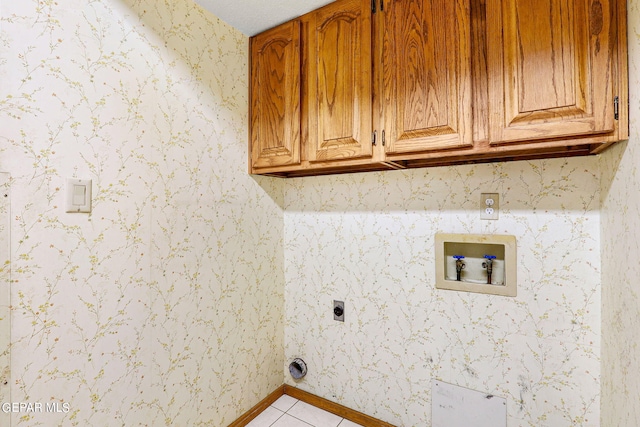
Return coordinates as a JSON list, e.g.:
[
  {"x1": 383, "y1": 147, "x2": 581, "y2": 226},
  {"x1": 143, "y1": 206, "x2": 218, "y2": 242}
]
[
  {"x1": 486, "y1": 0, "x2": 617, "y2": 145},
  {"x1": 381, "y1": 0, "x2": 474, "y2": 155},
  {"x1": 249, "y1": 20, "x2": 302, "y2": 171}
]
